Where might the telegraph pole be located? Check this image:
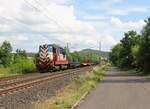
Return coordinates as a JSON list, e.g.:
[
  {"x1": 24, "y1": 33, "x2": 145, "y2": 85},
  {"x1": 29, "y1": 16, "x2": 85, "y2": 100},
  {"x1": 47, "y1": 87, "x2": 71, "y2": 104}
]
[
  {"x1": 67, "y1": 42, "x2": 69, "y2": 50},
  {"x1": 99, "y1": 41, "x2": 101, "y2": 54},
  {"x1": 66, "y1": 42, "x2": 70, "y2": 54},
  {"x1": 66, "y1": 42, "x2": 70, "y2": 61},
  {"x1": 99, "y1": 41, "x2": 101, "y2": 64}
]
